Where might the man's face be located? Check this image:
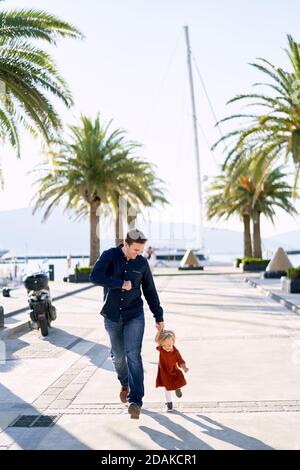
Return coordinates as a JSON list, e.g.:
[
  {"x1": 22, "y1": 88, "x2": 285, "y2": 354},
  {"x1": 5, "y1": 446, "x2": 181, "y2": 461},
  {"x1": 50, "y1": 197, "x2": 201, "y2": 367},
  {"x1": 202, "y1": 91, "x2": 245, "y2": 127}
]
[{"x1": 123, "y1": 242, "x2": 145, "y2": 260}]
